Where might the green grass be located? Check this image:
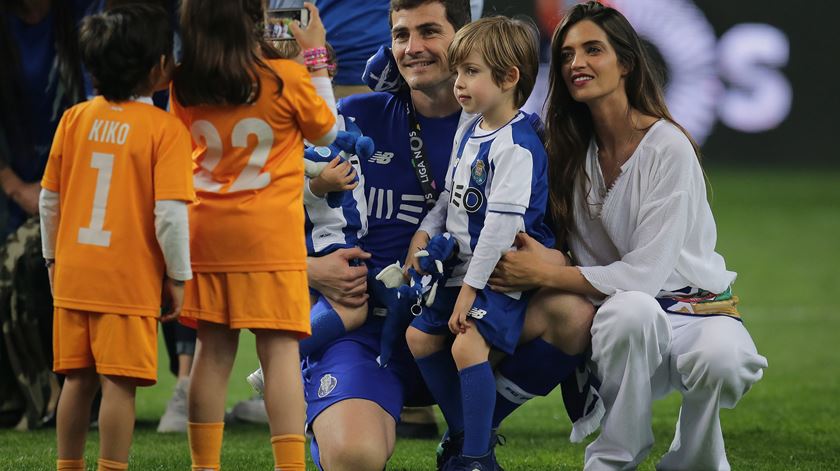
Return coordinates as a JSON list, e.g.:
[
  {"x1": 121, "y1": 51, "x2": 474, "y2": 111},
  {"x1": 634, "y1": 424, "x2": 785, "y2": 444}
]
[{"x1": 2, "y1": 167, "x2": 840, "y2": 470}]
